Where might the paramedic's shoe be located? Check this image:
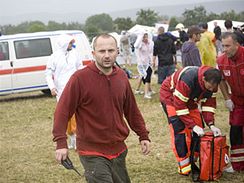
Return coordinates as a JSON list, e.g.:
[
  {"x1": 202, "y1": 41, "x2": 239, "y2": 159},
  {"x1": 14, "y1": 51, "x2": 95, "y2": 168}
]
[
  {"x1": 224, "y1": 166, "x2": 235, "y2": 173},
  {"x1": 135, "y1": 90, "x2": 144, "y2": 95},
  {"x1": 144, "y1": 94, "x2": 152, "y2": 99}
]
